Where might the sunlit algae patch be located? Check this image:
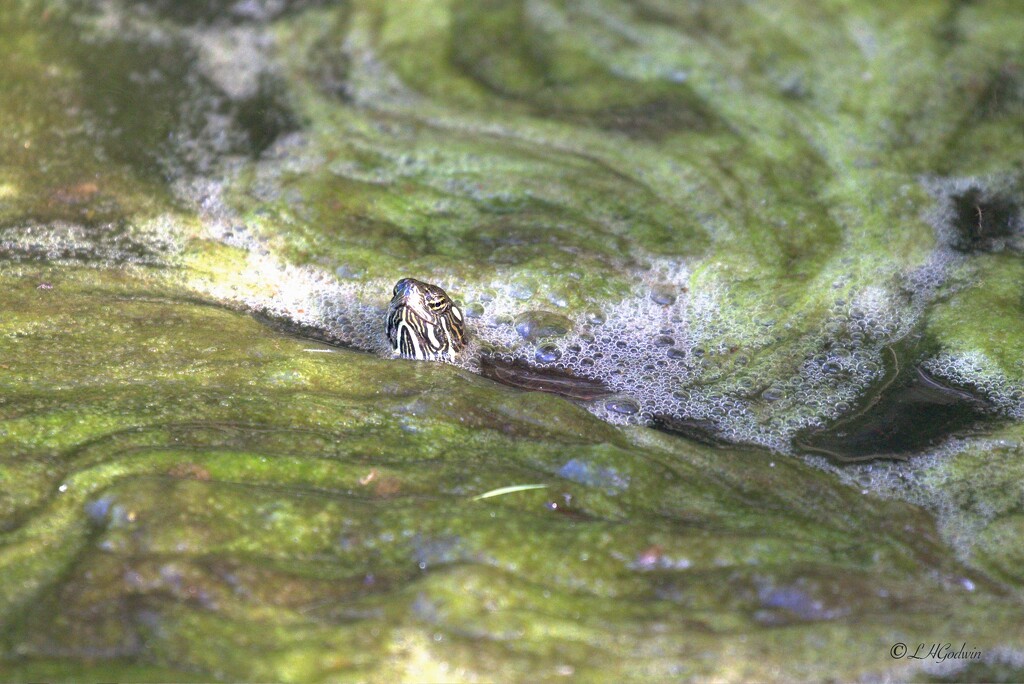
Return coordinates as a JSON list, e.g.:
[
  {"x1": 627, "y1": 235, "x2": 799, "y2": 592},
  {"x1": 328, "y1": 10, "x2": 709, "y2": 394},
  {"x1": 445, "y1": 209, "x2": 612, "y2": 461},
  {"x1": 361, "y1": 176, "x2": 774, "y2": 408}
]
[{"x1": 1, "y1": 0, "x2": 1023, "y2": 681}]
